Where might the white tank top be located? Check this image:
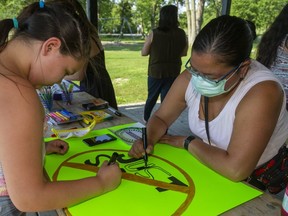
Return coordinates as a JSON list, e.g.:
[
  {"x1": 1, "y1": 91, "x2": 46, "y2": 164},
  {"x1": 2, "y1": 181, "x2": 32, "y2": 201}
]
[{"x1": 185, "y1": 60, "x2": 288, "y2": 166}]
